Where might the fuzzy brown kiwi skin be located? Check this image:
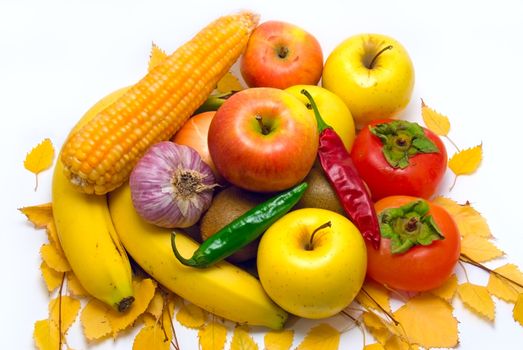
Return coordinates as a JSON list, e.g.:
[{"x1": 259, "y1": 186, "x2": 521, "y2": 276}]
[
  {"x1": 295, "y1": 164, "x2": 345, "y2": 215},
  {"x1": 199, "y1": 186, "x2": 271, "y2": 263}
]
